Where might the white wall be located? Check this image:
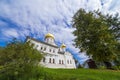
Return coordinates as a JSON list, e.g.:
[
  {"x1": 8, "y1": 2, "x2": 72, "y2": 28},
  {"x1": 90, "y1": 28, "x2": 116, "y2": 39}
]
[{"x1": 27, "y1": 38, "x2": 76, "y2": 69}]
